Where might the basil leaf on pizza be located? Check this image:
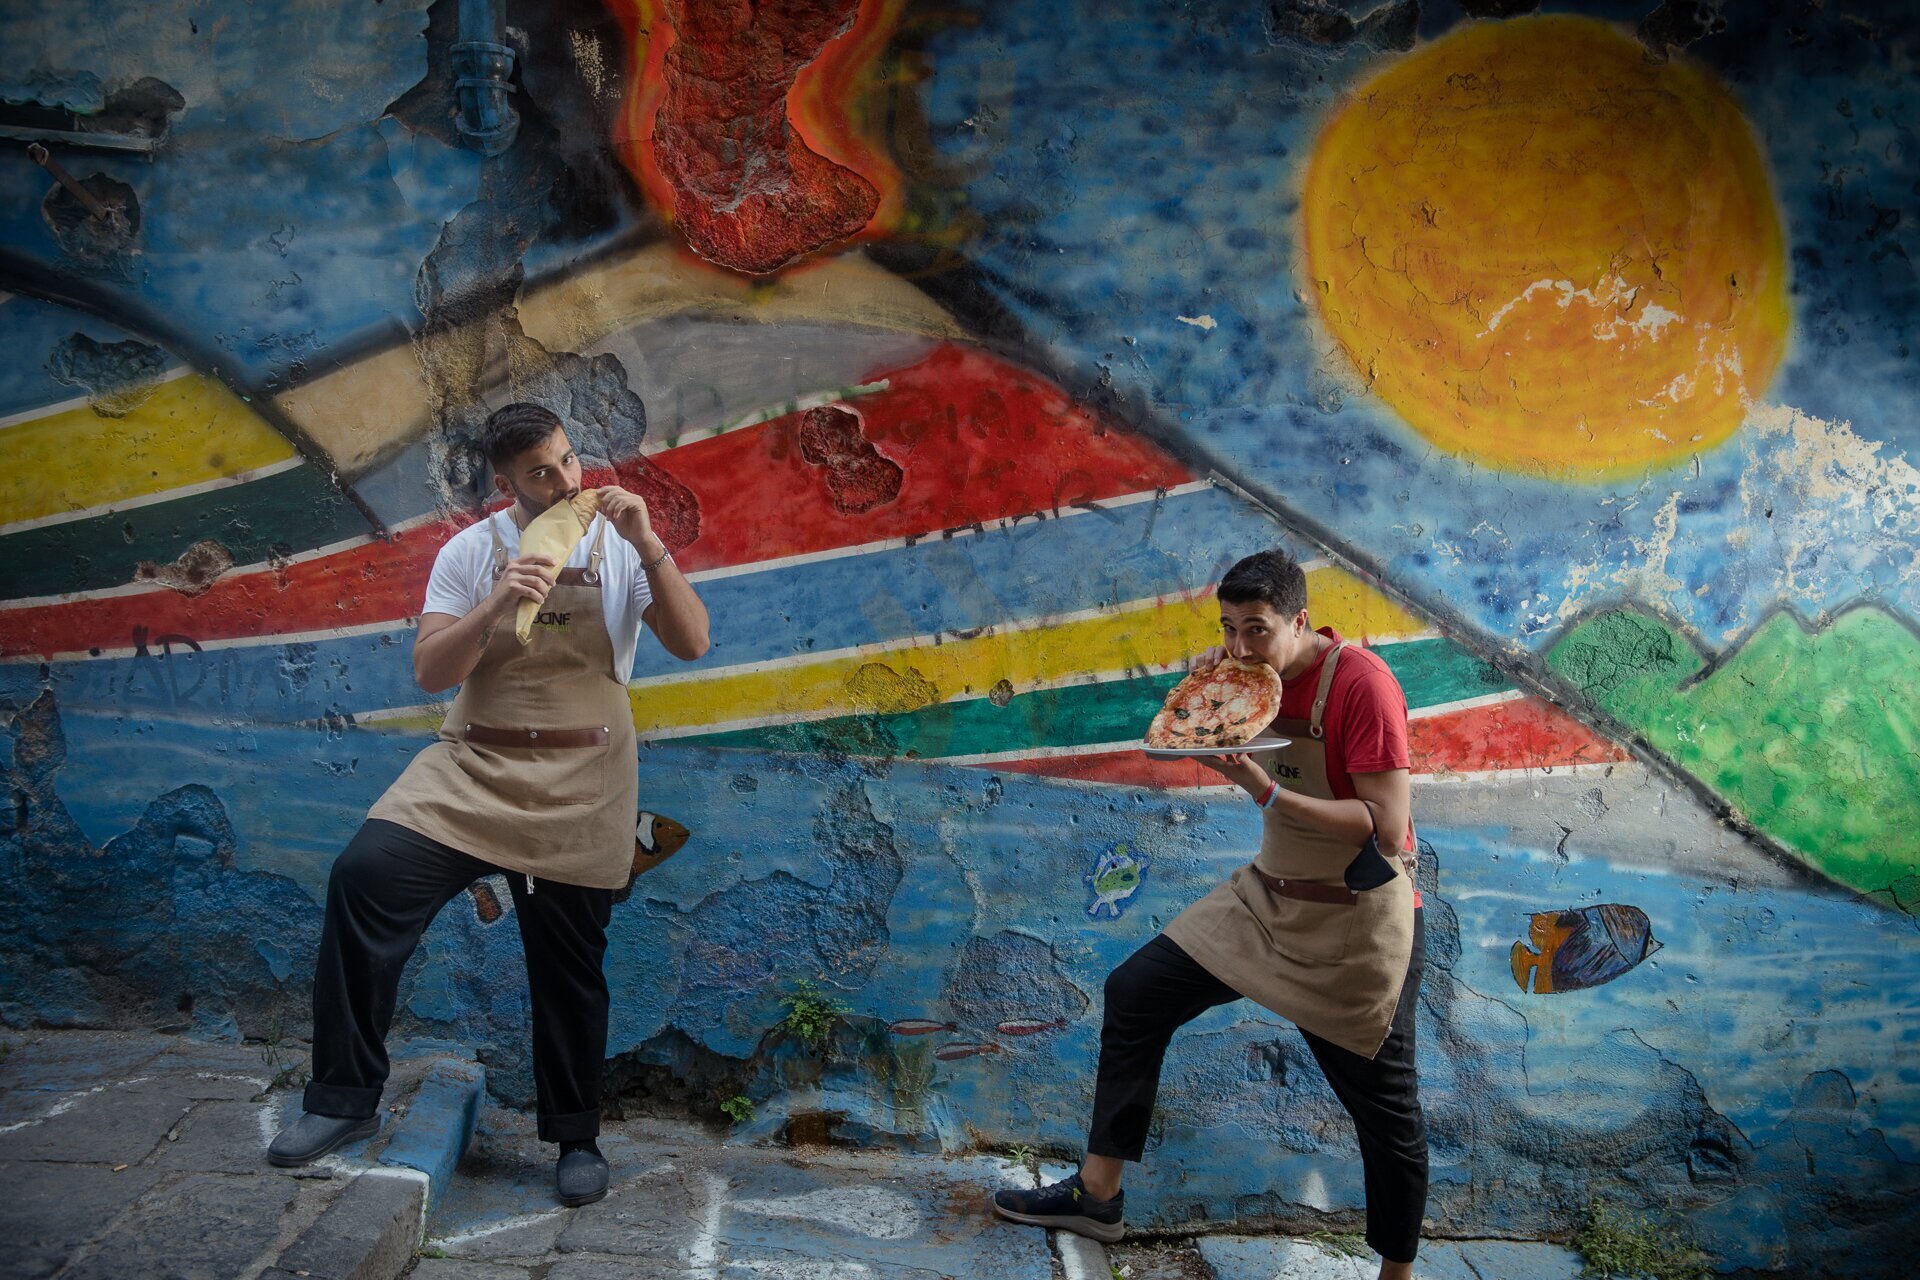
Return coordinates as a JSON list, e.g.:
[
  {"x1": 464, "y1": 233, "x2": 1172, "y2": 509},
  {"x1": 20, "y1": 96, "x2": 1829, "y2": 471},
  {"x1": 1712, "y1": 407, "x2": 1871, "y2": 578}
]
[{"x1": 1145, "y1": 657, "x2": 1283, "y2": 749}]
